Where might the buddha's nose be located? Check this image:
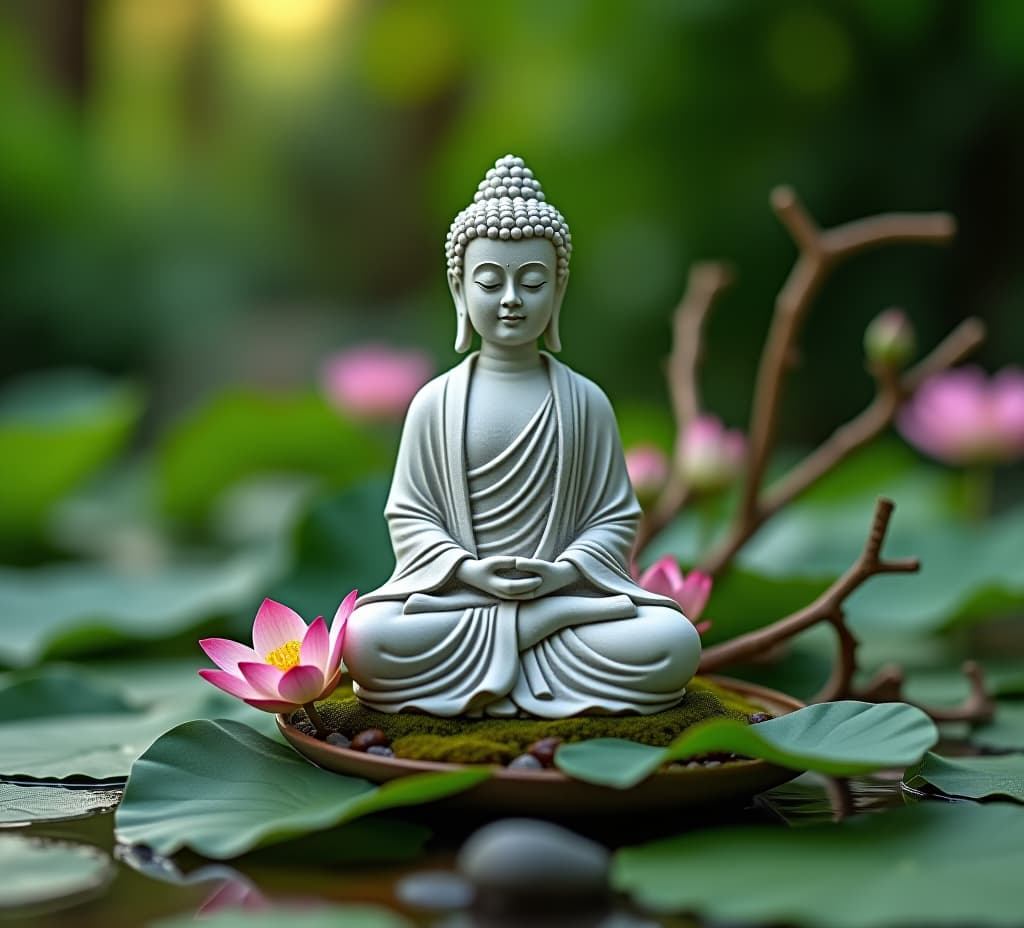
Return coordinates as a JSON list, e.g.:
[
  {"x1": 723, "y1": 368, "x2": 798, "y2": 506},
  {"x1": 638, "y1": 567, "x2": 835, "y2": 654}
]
[{"x1": 501, "y1": 288, "x2": 522, "y2": 309}]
